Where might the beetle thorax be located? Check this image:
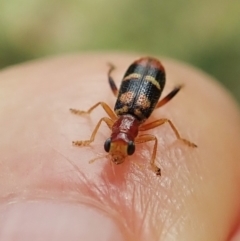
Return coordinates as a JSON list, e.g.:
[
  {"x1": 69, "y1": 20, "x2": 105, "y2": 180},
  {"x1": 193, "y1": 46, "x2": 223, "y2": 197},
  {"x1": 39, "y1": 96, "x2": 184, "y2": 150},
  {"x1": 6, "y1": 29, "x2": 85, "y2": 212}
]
[{"x1": 111, "y1": 114, "x2": 139, "y2": 141}]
